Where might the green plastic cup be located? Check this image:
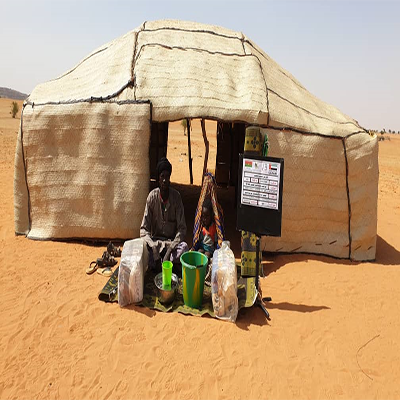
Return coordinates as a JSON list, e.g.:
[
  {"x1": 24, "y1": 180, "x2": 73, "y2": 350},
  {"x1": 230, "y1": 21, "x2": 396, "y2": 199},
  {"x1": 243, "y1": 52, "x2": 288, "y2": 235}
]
[
  {"x1": 162, "y1": 260, "x2": 173, "y2": 289},
  {"x1": 180, "y1": 251, "x2": 208, "y2": 309}
]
